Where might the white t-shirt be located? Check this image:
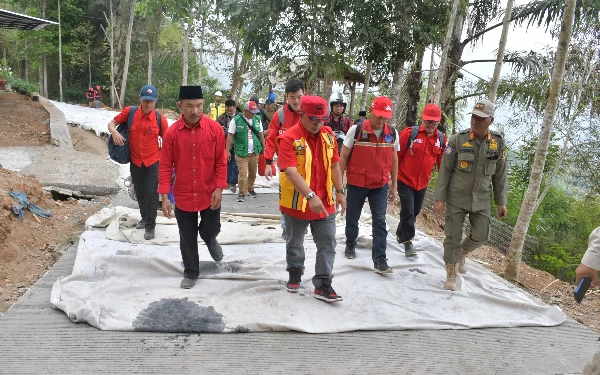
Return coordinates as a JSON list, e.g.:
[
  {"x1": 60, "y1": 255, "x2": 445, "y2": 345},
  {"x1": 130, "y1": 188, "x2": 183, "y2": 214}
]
[
  {"x1": 343, "y1": 124, "x2": 400, "y2": 151},
  {"x1": 228, "y1": 116, "x2": 255, "y2": 154}
]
